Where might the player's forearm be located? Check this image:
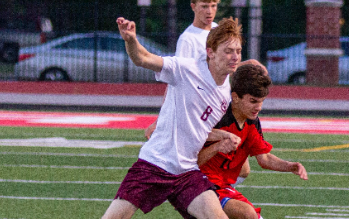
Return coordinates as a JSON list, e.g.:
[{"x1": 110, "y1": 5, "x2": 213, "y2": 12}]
[
  {"x1": 207, "y1": 129, "x2": 227, "y2": 141},
  {"x1": 125, "y1": 39, "x2": 163, "y2": 72},
  {"x1": 257, "y1": 153, "x2": 294, "y2": 172},
  {"x1": 198, "y1": 144, "x2": 219, "y2": 166}
]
